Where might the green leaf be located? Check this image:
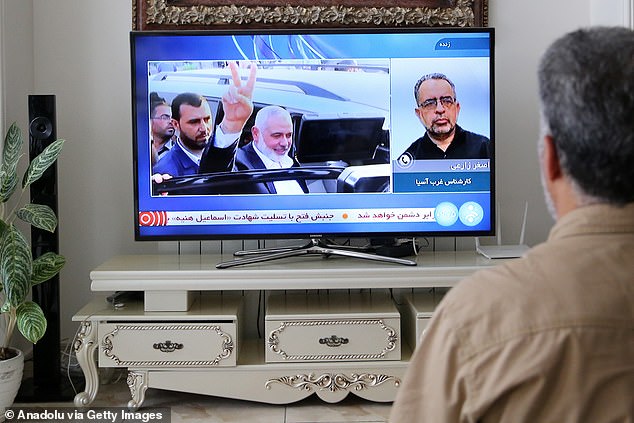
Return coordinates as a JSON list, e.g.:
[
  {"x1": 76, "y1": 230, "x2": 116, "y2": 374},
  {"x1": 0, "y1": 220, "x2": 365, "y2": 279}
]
[
  {"x1": 0, "y1": 219, "x2": 8, "y2": 237},
  {"x1": 0, "y1": 123, "x2": 23, "y2": 203},
  {"x1": 0, "y1": 225, "x2": 32, "y2": 306},
  {"x1": 2, "y1": 123, "x2": 23, "y2": 172},
  {"x1": 16, "y1": 301, "x2": 47, "y2": 344},
  {"x1": 16, "y1": 203, "x2": 58, "y2": 232},
  {"x1": 22, "y1": 139, "x2": 64, "y2": 189},
  {"x1": 31, "y1": 252, "x2": 65, "y2": 285},
  {"x1": 0, "y1": 166, "x2": 19, "y2": 203}
]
